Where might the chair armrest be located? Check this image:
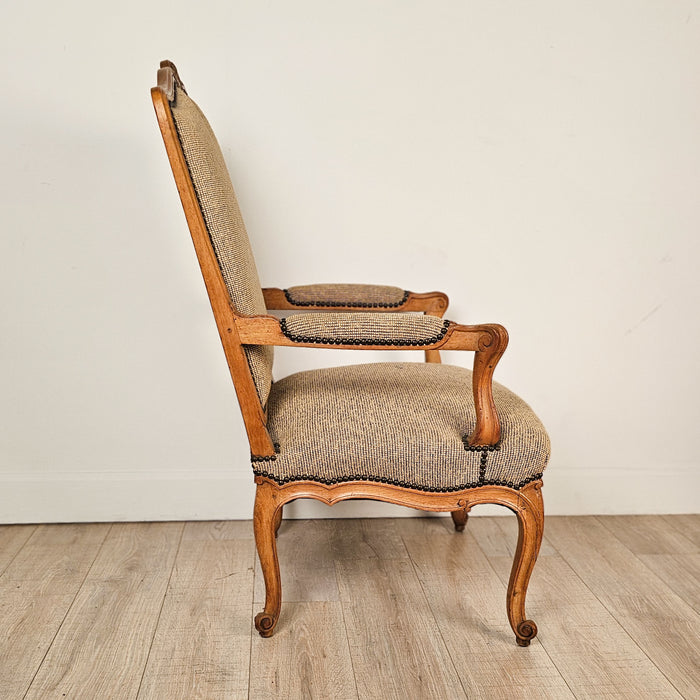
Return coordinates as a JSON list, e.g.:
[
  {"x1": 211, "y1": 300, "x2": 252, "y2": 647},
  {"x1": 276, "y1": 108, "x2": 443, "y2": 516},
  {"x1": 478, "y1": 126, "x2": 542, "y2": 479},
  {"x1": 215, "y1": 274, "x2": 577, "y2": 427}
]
[
  {"x1": 262, "y1": 285, "x2": 448, "y2": 315},
  {"x1": 234, "y1": 312, "x2": 507, "y2": 446},
  {"x1": 279, "y1": 312, "x2": 451, "y2": 346}
]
